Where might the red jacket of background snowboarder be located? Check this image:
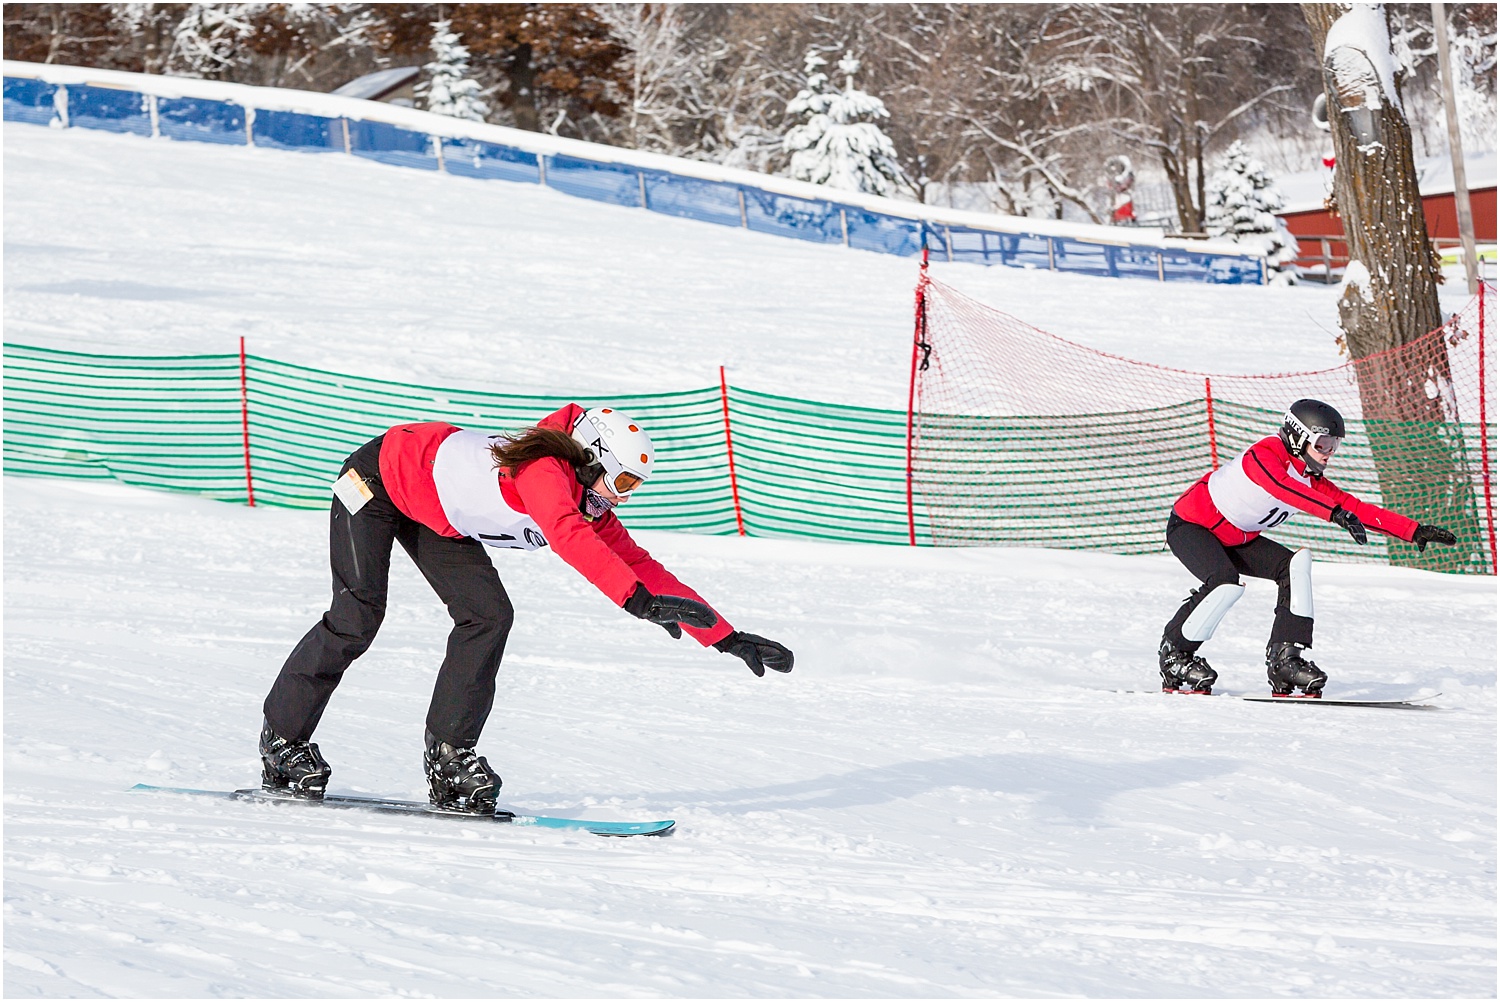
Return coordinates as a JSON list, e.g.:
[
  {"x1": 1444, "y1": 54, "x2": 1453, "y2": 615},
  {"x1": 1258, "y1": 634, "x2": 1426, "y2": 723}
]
[{"x1": 1172, "y1": 434, "x2": 1417, "y2": 547}]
